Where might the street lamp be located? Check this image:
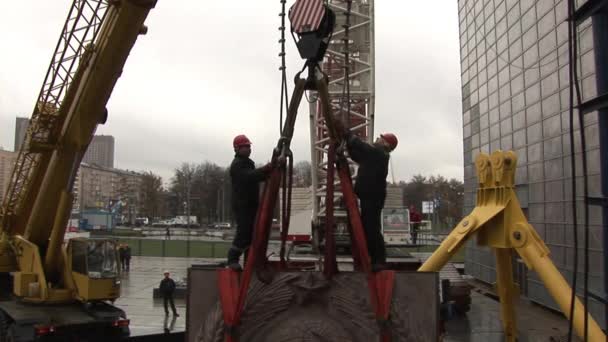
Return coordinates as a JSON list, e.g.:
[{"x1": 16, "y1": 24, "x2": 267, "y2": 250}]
[{"x1": 183, "y1": 175, "x2": 192, "y2": 256}]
